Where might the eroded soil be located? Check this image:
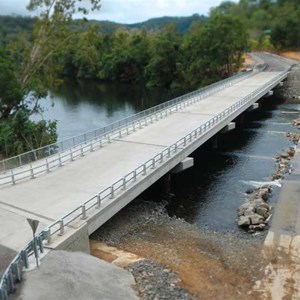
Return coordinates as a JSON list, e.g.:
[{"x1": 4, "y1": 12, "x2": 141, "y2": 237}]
[{"x1": 91, "y1": 201, "x2": 267, "y2": 299}]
